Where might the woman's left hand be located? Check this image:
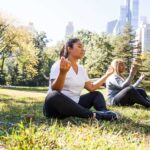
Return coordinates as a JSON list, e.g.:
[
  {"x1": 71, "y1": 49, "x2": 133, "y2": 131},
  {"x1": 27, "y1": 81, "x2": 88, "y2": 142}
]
[
  {"x1": 139, "y1": 73, "x2": 145, "y2": 80},
  {"x1": 105, "y1": 66, "x2": 114, "y2": 77}
]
